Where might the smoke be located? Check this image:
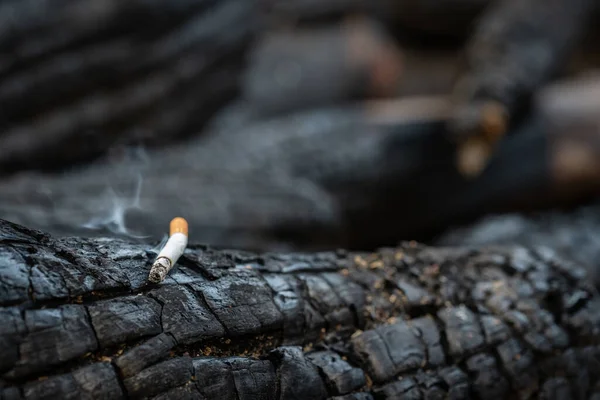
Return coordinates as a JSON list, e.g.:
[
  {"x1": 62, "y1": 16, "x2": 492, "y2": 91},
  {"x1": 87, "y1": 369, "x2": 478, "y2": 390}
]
[
  {"x1": 148, "y1": 233, "x2": 169, "y2": 254},
  {"x1": 80, "y1": 145, "x2": 151, "y2": 239},
  {"x1": 81, "y1": 173, "x2": 148, "y2": 238}
]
